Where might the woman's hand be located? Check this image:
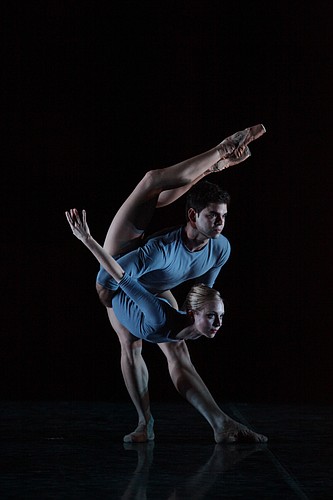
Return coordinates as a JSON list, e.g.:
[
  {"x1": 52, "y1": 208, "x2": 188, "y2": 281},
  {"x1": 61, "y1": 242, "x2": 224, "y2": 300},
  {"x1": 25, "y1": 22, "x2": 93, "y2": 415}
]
[
  {"x1": 65, "y1": 207, "x2": 124, "y2": 283},
  {"x1": 65, "y1": 208, "x2": 91, "y2": 242}
]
